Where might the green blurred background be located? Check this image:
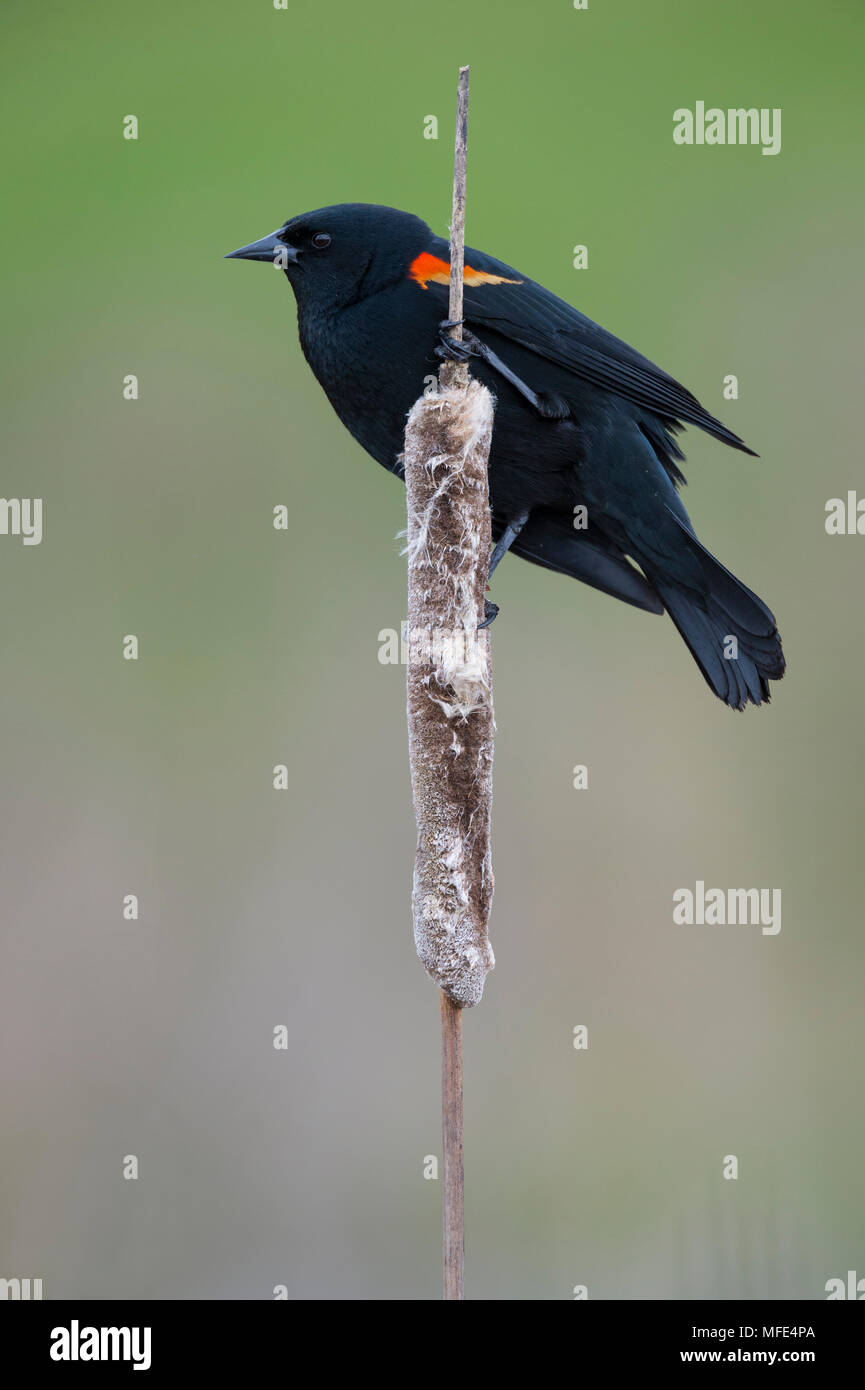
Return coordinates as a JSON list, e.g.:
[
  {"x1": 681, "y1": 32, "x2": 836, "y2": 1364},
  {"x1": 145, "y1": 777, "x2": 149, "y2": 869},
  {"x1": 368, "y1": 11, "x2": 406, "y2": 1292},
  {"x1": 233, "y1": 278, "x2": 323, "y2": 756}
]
[{"x1": 1, "y1": 0, "x2": 863, "y2": 1299}]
